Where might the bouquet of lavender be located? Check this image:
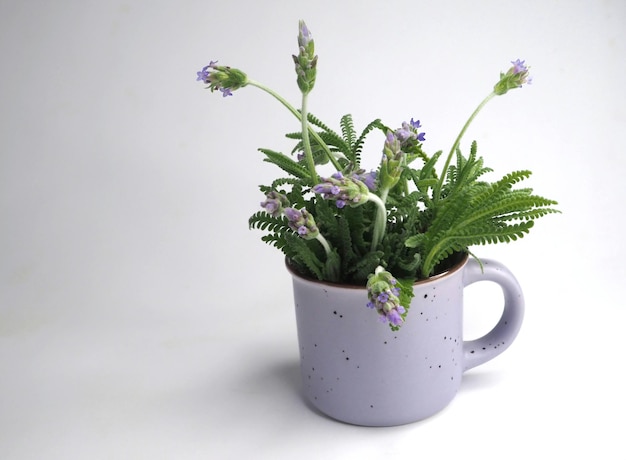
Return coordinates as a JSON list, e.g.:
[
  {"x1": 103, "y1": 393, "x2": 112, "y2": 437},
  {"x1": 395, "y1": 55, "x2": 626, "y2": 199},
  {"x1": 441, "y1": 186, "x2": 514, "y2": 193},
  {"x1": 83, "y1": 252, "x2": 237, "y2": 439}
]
[{"x1": 197, "y1": 21, "x2": 558, "y2": 329}]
